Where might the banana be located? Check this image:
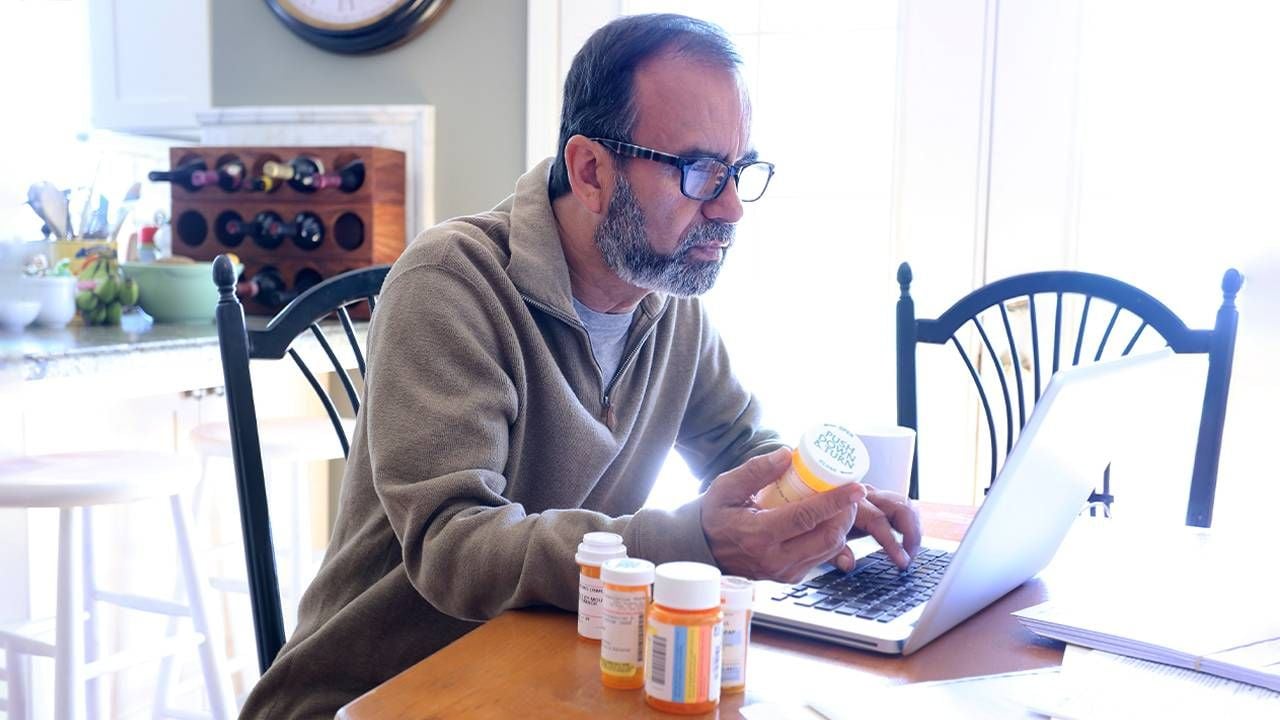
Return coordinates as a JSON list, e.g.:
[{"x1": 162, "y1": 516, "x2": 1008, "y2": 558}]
[
  {"x1": 89, "y1": 304, "x2": 107, "y2": 325},
  {"x1": 77, "y1": 257, "x2": 102, "y2": 281},
  {"x1": 118, "y1": 277, "x2": 140, "y2": 306},
  {"x1": 105, "y1": 302, "x2": 122, "y2": 324},
  {"x1": 76, "y1": 290, "x2": 99, "y2": 312},
  {"x1": 94, "y1": 276, "x2": 118, "y2": 303}
]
